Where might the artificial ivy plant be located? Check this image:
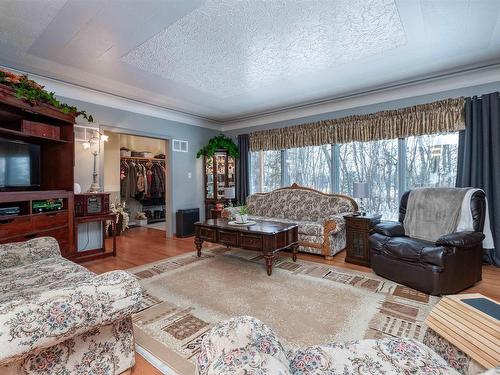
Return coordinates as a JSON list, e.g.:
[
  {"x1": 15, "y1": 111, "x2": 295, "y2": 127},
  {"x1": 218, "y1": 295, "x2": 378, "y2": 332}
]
[
  {"x1": 0, "y1": 69, "x2": 93, "y2": 122},
  {"x1": 196, "y1": 134, "x2": 239, "y2": 159}
]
